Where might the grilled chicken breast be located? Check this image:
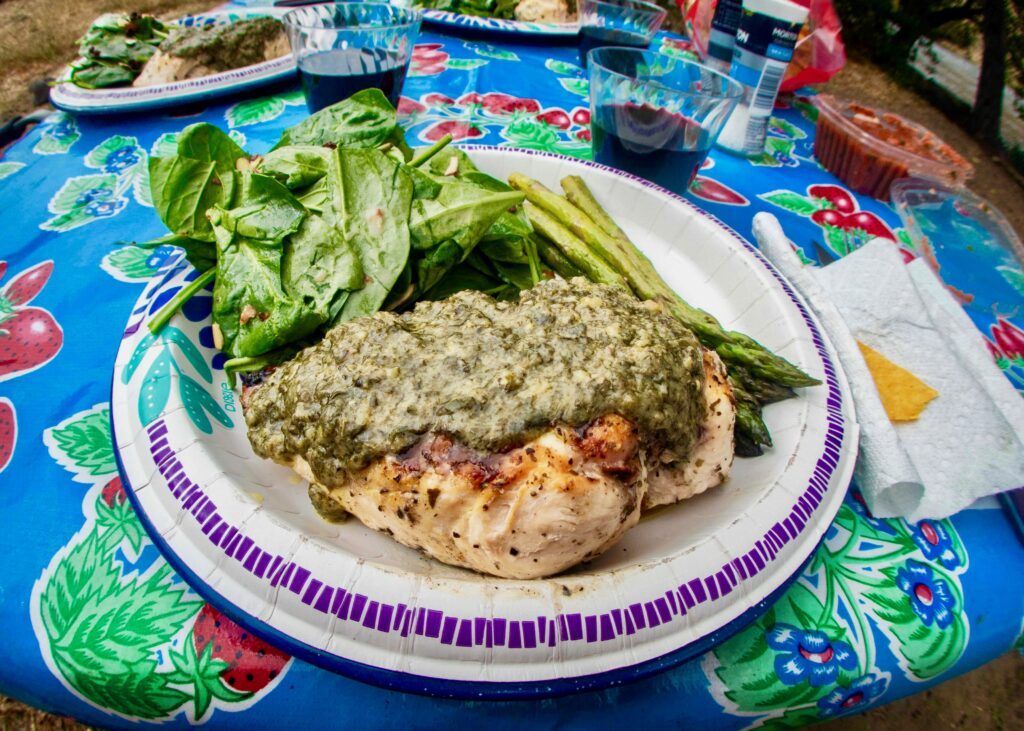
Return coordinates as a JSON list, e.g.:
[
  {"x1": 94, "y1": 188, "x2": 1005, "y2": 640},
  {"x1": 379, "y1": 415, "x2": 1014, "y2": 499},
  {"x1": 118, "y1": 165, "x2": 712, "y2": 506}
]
[
  {"x1": 243, "y1": 278, "x2": 734, "y2": 578},
  {"x1": 298, "y1": 415, "x2": 643, "y2": 579},
  {"x1": 646, "y1": 348, "x2": 735, "y2": 508},
  {"x1": 134, "y1": 18, "x2": 289, "y2": 87}
]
